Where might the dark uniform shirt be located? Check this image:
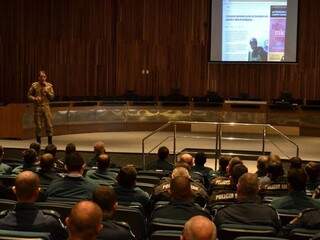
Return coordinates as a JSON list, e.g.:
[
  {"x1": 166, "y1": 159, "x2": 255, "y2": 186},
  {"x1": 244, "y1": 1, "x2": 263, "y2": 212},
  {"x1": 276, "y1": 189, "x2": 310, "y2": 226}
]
[
  {"x1": 271, "y1": 191, "x2": 320, "y2": 210},
  {"x1": 0, "y1": 202, "x2": 67, "y2": 240},
  {"x1": 0, "y1": 162, "x2": 12, "y2": 175},
  {"x1": 152, "y1": 178, "x2": 208, "y2": 207},
  {"x1": 85, "y1": 169, "x2": 117, "y2": 185},
  {"x1": 97, "y1": 219, "x2": 135, "y2": 240},
  {"x1": 209, "y1": 177, "x2": 234, "y2": 194},
  {"x1": 192, "y1": 165, "x2": 215, "y2": 188},
  {"x1": 146, "y1": 159, "x2": 173, "y2": 172},
  {"x1": 214, "y1": 198, "x2": 281, "y2": 231},
  {"x1": 36, "y1": 169, "x2": 61, "y2": 186},
  {"x1": 87, "y1": 154, "x2": 100, "y2": 168},
  {"x1": 114, "y1": 185, "x2": 150, "y2": 208},
  {"x1": 12, "y1": 164, "x2": 40, "y2": 175},
  {"x1": 46, "y1": 175, "x2": 97, "y2": 200}
]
